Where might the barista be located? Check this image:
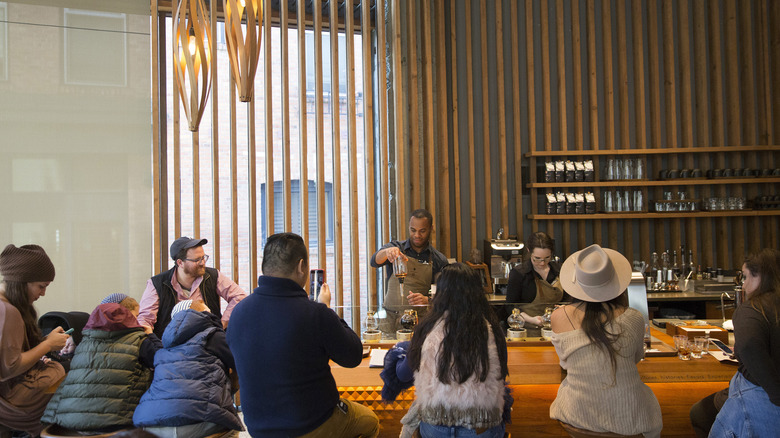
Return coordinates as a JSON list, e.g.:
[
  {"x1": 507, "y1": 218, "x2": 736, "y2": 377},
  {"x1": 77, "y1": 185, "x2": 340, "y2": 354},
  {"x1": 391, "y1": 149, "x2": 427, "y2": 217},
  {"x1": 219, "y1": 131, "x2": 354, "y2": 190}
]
[
  {"x1": 370, "y1": 209, "x2": 449, "y2": 308},
  {"x1": 505, "y1": 231, "x2": 567, "y2": 325}
]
